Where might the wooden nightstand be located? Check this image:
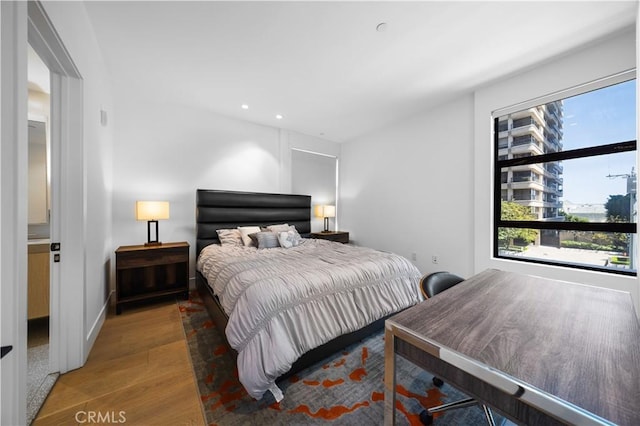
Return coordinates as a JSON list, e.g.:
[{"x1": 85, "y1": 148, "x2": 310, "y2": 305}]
[
  {"x1": 115, "y1": 242, "x2": 189, "y2": 314},
  {"x1": 311, "y1": 231, "x2": 349, "y2": 244}
]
